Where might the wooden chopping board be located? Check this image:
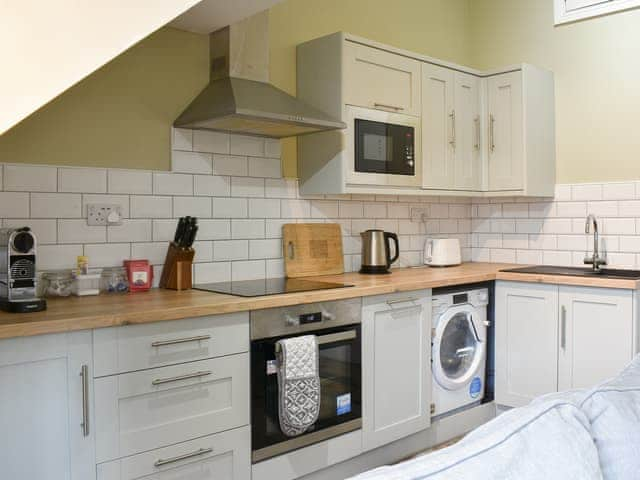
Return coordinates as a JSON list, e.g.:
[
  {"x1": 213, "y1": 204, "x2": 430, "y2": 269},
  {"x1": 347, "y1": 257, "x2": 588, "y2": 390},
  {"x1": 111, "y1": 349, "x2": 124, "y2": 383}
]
[{"x1": 283, "y1": 223, "x2": 344, "y2": 278}]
